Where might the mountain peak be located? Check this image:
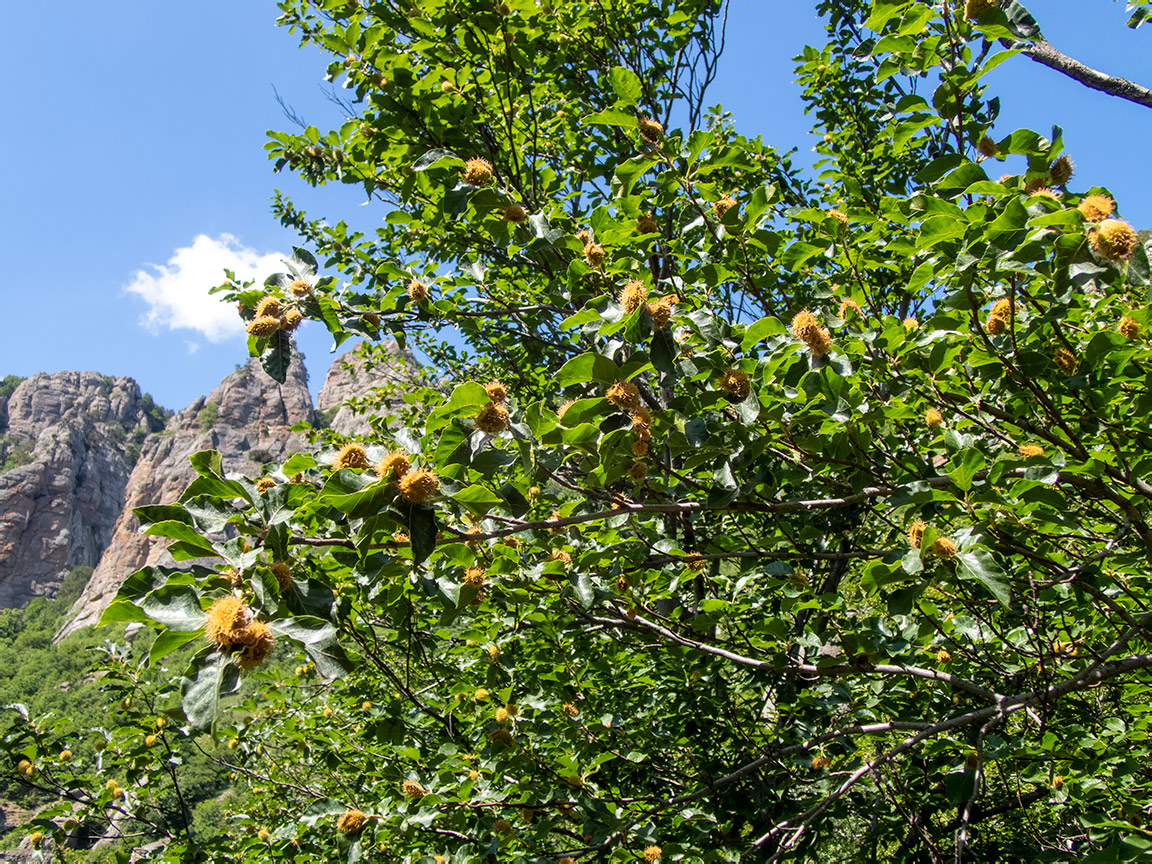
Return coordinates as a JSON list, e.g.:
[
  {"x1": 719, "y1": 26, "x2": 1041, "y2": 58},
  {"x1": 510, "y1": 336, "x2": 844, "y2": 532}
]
[{"x1": 52, "y1": 342, "x2": 414, "y2": 637}]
